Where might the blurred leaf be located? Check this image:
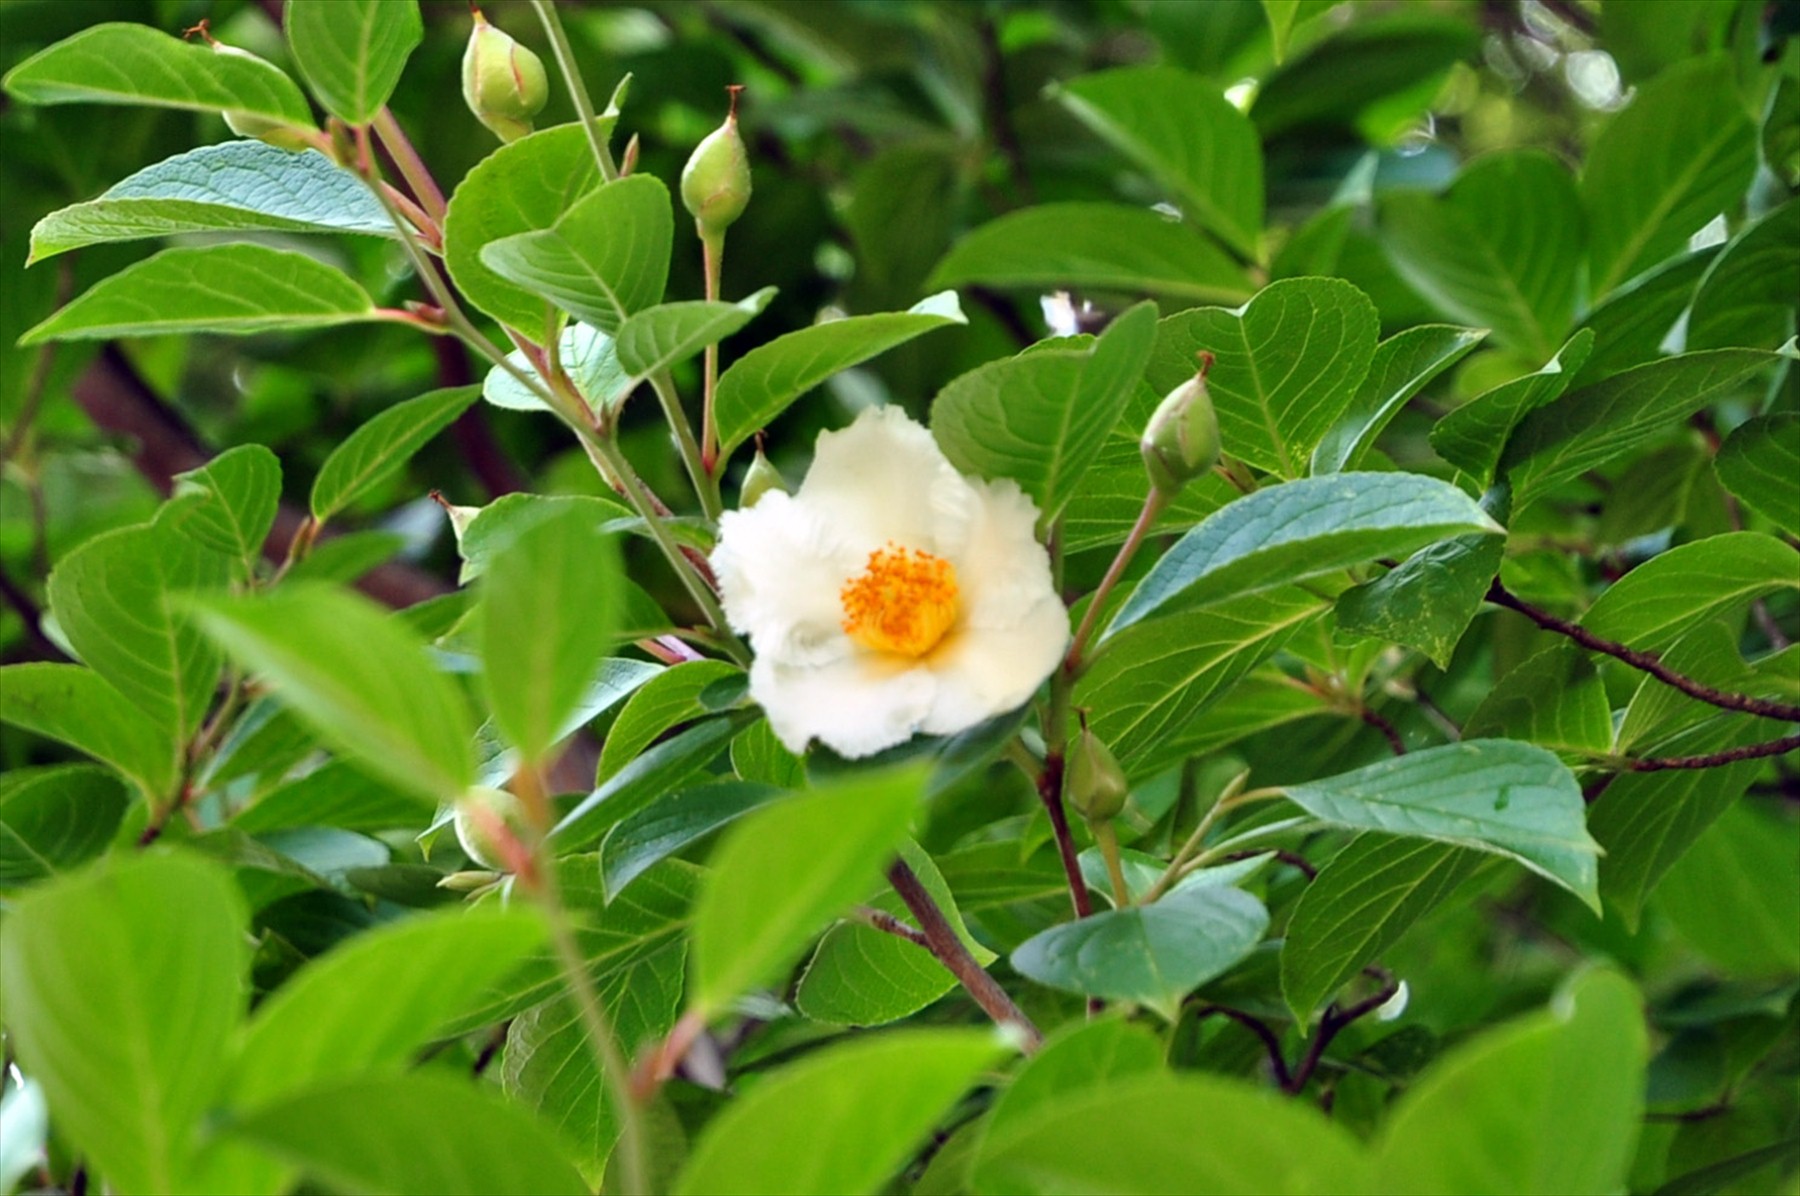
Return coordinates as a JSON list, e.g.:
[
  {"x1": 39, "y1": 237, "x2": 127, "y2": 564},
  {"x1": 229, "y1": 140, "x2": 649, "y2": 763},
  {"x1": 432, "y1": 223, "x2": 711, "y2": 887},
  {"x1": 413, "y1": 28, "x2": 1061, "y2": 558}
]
[
  {"x1": 0, "y1": 664, "x2": 177, "y2": 801},
  {"x1": 1282, "y1": 740, "x2": 1600, "y2": 910},
  {"x1": 232, "y1": 760, "x2": 423, "y2": 835},
  {"x1": 674, "y1": 1030, "x2": 1004, "y2": 1196},
  {"x1": 599, "y1": 660, "x2": 741, "y2": 782},
  {"x1": 174, "y1": 444, "x2": 282, "y2": 574},
  {"x1": 983, "y1": 1018, "x2": 1164, "y2": 1146},
  {"x1": 0, "y1": 764, "x2": 129, "y2": 889},
  {"x1": 1596, "y1": 441, "x2": 1707, "y2": 548},
  {"x1": 1686, "y1": 199, "x2": 1800, "y2": 352},
  {"x1": 284, "y1": 0, "x2": 421, "y2": 125},
  {"x1": 309, "y1": 385, "x2": 478, "y2": 521},
  {"x1": 185, "y1": 585, "x2": 476, "y2": 805},
  {"x1": 602, "y1": 780, "x2": 785, "y2": 902},
  {"x1": 0, "y1": 1080, "x2": 48, "y2": 1196},
  {"x1": 0, "y1": 853, "x2": 246, "y2": 1195},
  {"x1": 20, "y1": 244, "x2": 376, "y2": 344},
  {"x1": 1252, "y1": 15, "x2": 1478, "y2": 138},
  {"x1": 928, "y1": 203, "x2": 1251, "y2": 304},
  {"x1": 1571, "y1": 249, "x2": 1716, "y2": 387},
  {"x1": 1463, "y1": 641, "x2": 1612, "y2": 757},
  {"x1": 615, "y1": 288, "x2": 778, "y2": 380},
  {"x1": 28, "y1": 142, "x2": 393, "y2": 263},
  {"x1": 1581, "y1": 532, "x2": 1800, "y2": 652},
  {"x1": 455, "y1": 492, "x2": 634, "y2": 584},
  {"x1": 1430, "y1": 329, "x2": 1593, "y2": 482},
  {"x1": 1657, "y1": 802, "x2": 1800, "y2": 977},
  {"x1": 1715, "y1": 415, "x2": 1799, "y2": 535},
  {"x1": 1312, "y1": 324, "x2": 1485, "y2": 474},
  {"x1": 549, "y1": 717, "x2": 740, "y2": 851}
]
